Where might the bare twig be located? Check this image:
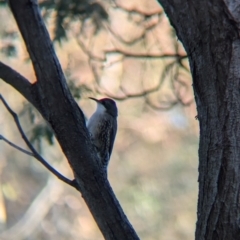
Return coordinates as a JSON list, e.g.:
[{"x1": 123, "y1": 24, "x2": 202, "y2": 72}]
[
  {"x1": 0, "y1": 94, "x2": 77, "y2": 189},
  {"x1": 145, "y1": 97, "x2": 179, "y2": 110},
  {"x1": 105, "y1": 50, "x2": 187, "y2": 60},
  {"x1": 0, "y1": 135, "x2": 33, "y2": 157},
  {"x1": 76, "y1": 37, "x2": 105, "y2": 62}
]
